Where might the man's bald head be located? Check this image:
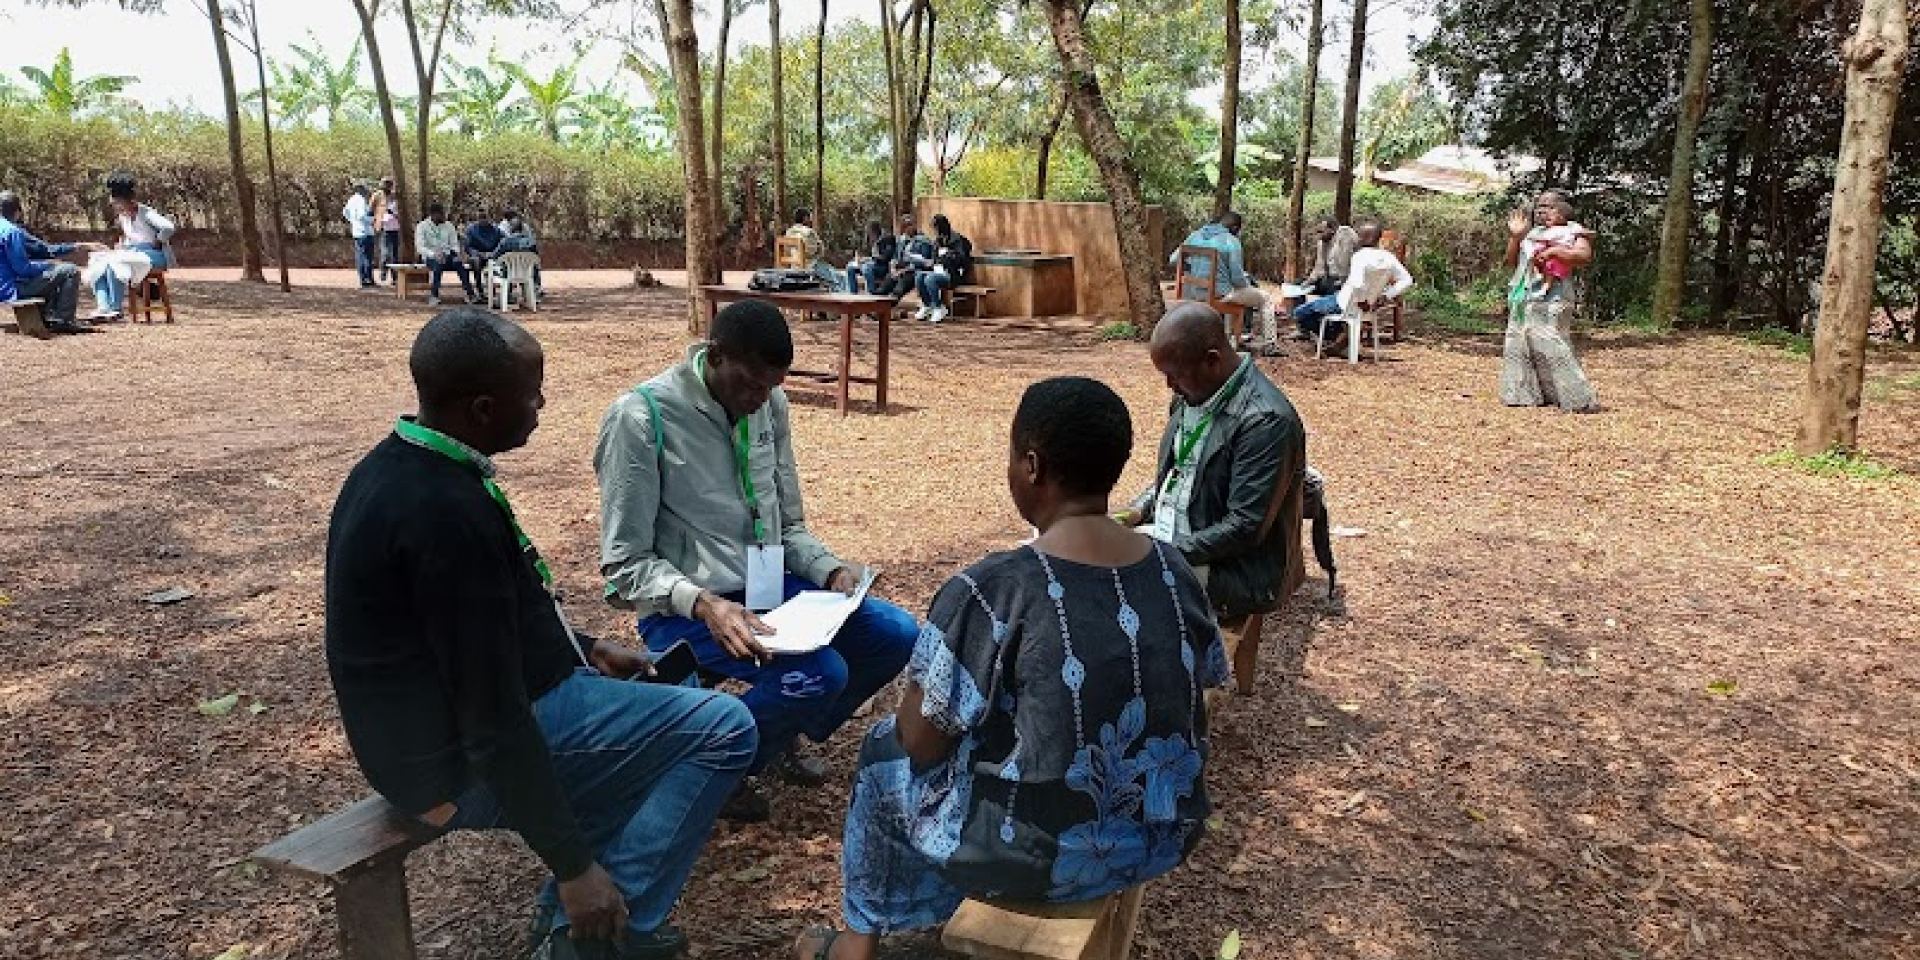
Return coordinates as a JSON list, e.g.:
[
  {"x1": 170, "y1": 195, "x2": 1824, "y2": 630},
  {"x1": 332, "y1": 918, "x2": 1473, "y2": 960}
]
[
  {"x1": 1356, "y1": 222, "x2": 1382, "y2": 247},
  {"x1": 1150, "y1": 303, "x2": 1241, "y2": 405},
  {"x1": 408, "y1": 308, "x2": 545, "y2": 454}
]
